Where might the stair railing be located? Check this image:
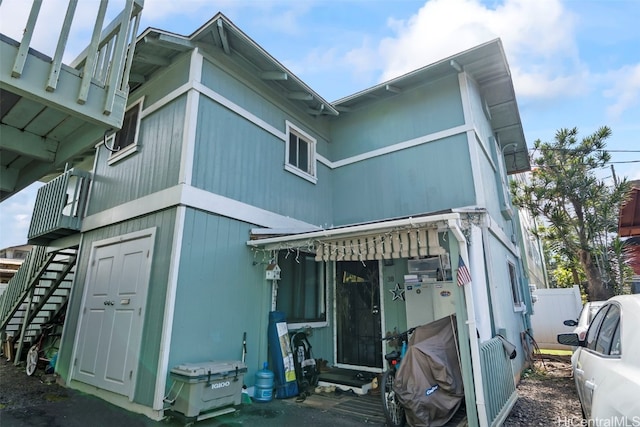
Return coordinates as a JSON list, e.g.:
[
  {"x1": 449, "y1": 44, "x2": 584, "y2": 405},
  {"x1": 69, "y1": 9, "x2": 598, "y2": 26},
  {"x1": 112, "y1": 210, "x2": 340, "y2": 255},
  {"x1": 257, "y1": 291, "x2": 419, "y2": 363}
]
[{"x1": 0, "y1": 246, "x2": 47, "y2": 331}]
